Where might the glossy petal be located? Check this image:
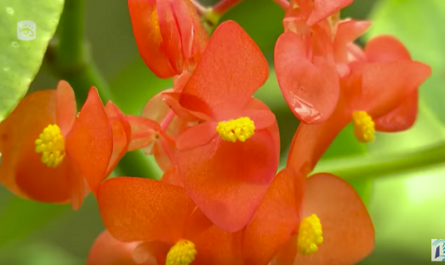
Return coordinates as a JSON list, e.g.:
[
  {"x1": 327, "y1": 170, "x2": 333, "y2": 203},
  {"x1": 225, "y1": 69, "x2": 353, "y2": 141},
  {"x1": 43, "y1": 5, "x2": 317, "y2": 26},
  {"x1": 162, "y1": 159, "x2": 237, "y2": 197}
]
[
  {"x1": 275, "y1": 30, "x2": 339, "y2": 124},
  {"x1": 292, "y1": 173, "x2": 374, "y2": 265},
  {"x1": 66, "y1": 88, "x2": 113, "y2": 194},
  {"x1": 345, "y1": 61, "x2": 431, "y2": 118},
  {"x1": 375, "y1": 90, "x2": 418, "y2": 132},
  {"x1": 98, "y1": 177, "x2": 196, "y2": 243},
  {"x1": 153, "y1": 131, "x2": 176, "y2": 172},
  {"x1": 307, "y1": 0, "x2": 353, "y2": 26},
  {"x1": 178, "y1": 129, "x2": 278, "y2": 232},
  {"x1": 133, "y1": 241, "x2": 170, "y2": 265},
  {"x1": 56, "y1": 80, "x2": 76, "y2": 136},
  {"x1": 243, "y1": 168, "x2": 303, "y2": 265},
  {"x1": 287, "y1": 95, "x2": 350, "y2": 176},
  {"x1": 104, "y1": 102, "x2": 131, "y2": 176},
  {"x1": 179, "y1": 21, "x2": 269, "y2": 116},
  {"x1": 127, "y1": 0, "x2": 178, "y2": 77},
  {"x1": 87, "y1": 230, "x2": 139, "y2": 265}
]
